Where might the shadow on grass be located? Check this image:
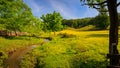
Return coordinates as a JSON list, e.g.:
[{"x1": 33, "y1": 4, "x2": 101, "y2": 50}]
[
  {"x1": 2, "y1": 35, "x2": 53, "y2": 41},
  {"x1": 87, "y1": 34, "x2": 109, "y2": 38},
  {"x1": 76, "y1": 28, "x2": 109, "y2": 32},
  {"x1": 3, "y1": 35, "x2": 34, "y2": 40},
  {"x1": 74, "y1": 59, "x2": 108, "y2": 68},
  {"x1": 87, "y1": 34, "x2": 120, "y2": 38}
]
